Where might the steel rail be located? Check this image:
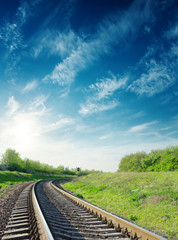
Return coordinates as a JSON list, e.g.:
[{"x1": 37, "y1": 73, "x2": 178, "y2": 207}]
[
  {"x1": 51, "y1": 182, "x2": 167, "y2": 240},
  {"x1": 32, "y1": 182, "x2": 54, "y2": 240}
]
